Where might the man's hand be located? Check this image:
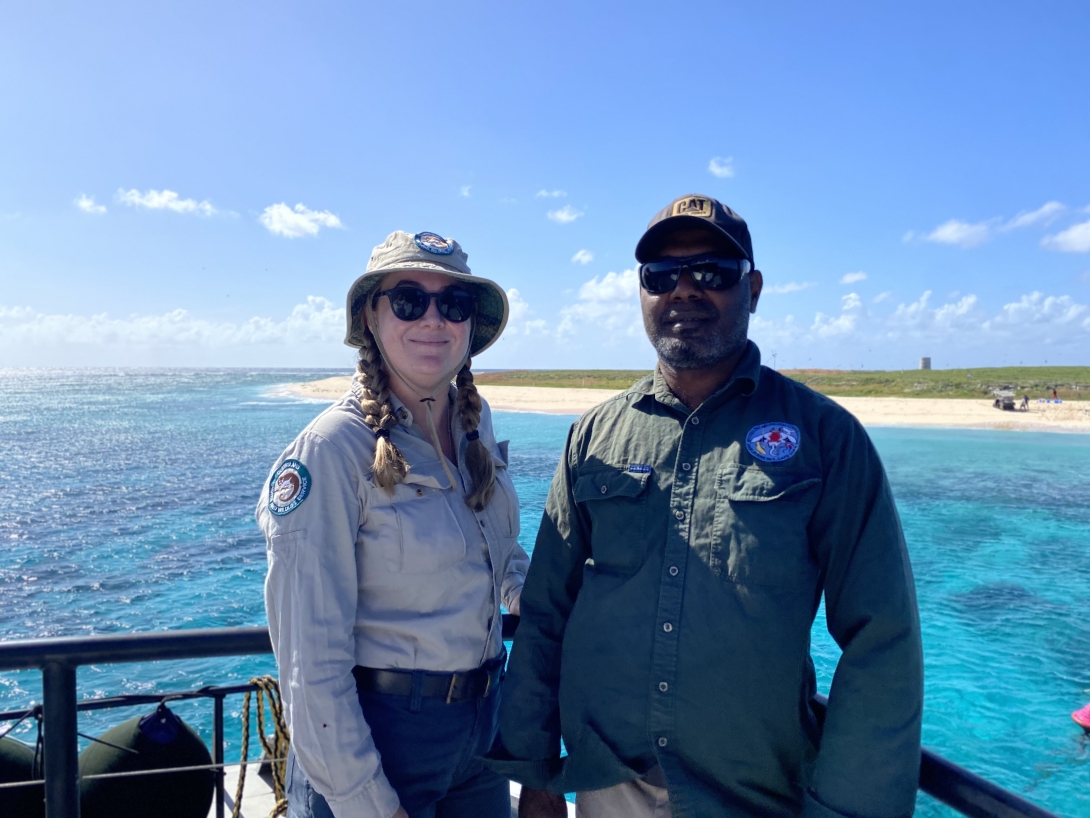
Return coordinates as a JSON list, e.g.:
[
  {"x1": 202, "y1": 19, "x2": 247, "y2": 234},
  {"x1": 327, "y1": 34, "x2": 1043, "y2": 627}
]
[
  {"x1": 518, "y1": 786, "x2": 567, "y2": 818},
  {"x1": 392, "y1": 808, "x2": 409, "y2": 818}
]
